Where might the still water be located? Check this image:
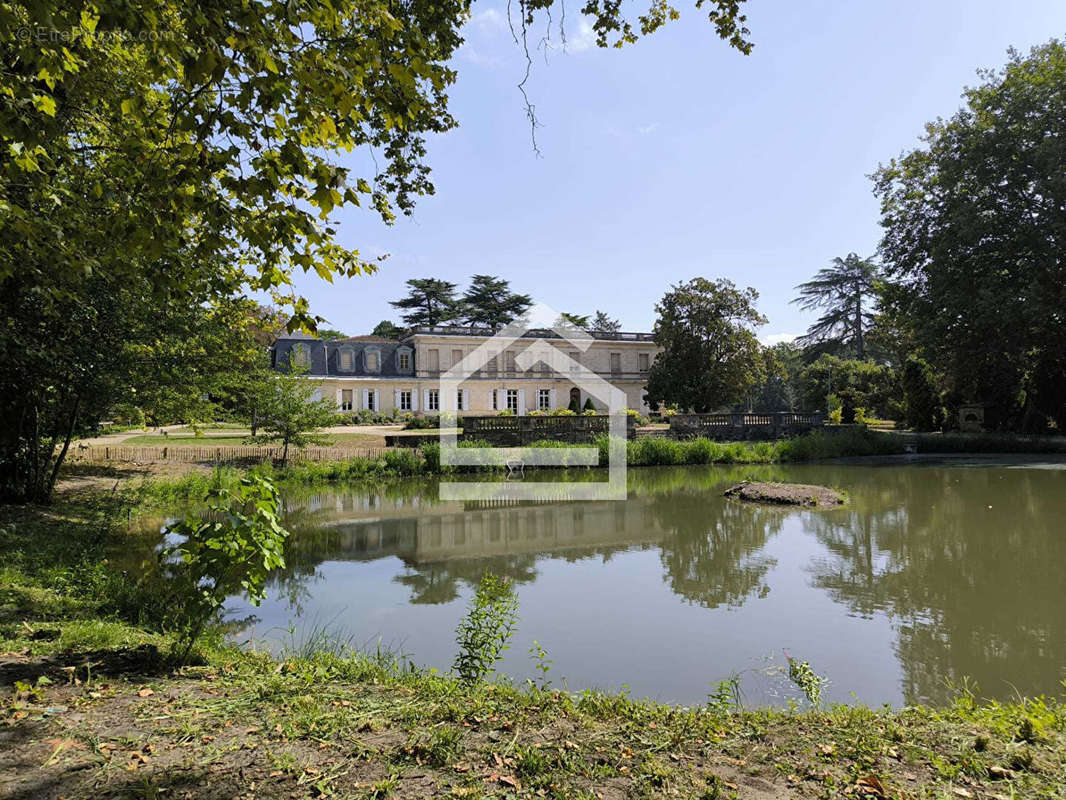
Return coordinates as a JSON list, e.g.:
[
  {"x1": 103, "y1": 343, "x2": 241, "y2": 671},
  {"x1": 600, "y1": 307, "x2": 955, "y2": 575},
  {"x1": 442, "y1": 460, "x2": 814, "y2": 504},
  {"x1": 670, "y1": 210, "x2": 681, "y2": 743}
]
[{"x1": 223, "y1": 459, "x2": 1066, "y2": 707}]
